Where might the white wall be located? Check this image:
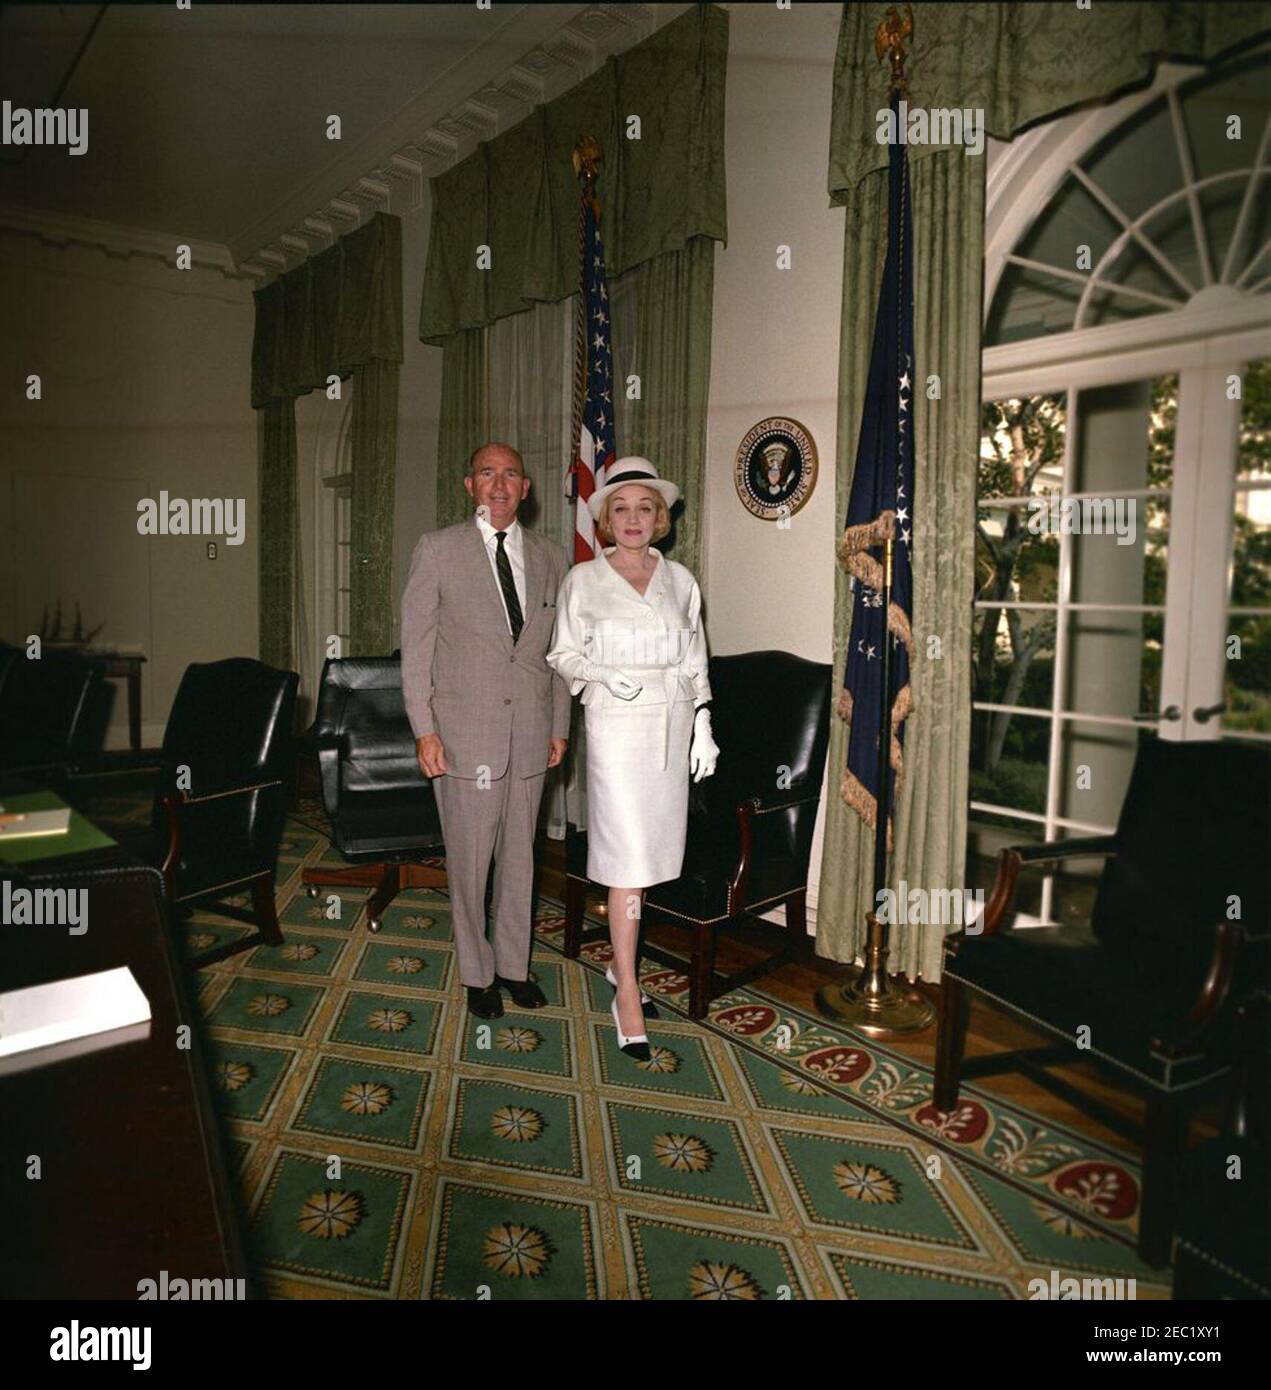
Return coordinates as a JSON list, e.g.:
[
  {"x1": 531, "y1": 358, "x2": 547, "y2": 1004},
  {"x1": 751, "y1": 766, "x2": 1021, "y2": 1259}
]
[
  {"x1": 704, "y1": 2, "x2": 846, "y2": 931},
  {"x1": 0, "y1": 184, "x2": 447, "y2": 750},
  {"x1": 0, "y1": 228, "x2": 258, "y2": 749}
]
